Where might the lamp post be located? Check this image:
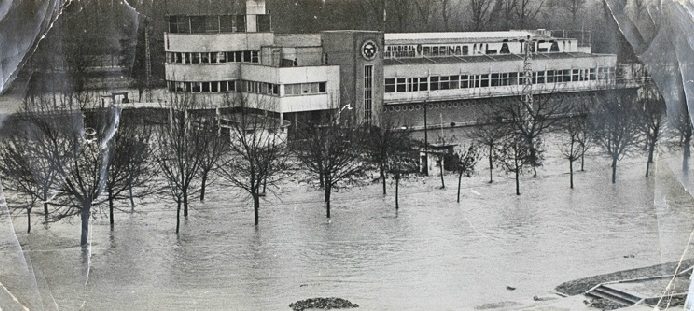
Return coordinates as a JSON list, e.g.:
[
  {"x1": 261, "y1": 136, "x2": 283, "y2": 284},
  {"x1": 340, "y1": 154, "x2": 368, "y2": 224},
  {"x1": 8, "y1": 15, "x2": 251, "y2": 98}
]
[{"x1": 335, "y1": 104, "x2": 353, "y2": 125}]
